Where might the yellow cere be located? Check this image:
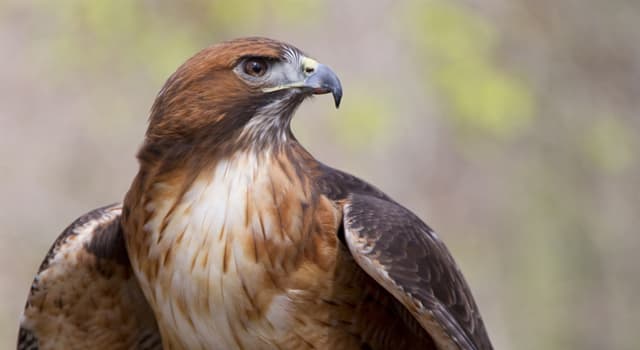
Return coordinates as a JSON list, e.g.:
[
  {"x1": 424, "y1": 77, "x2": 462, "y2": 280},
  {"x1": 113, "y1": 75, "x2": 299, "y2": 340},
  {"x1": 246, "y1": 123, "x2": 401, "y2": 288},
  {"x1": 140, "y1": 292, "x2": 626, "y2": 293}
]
[
  {"x1": 262, "y1": 56, "x2": 320, "y2": 93},
  {"x1": 301, "y1": 57, "x2": 319, "y2": 75}
]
